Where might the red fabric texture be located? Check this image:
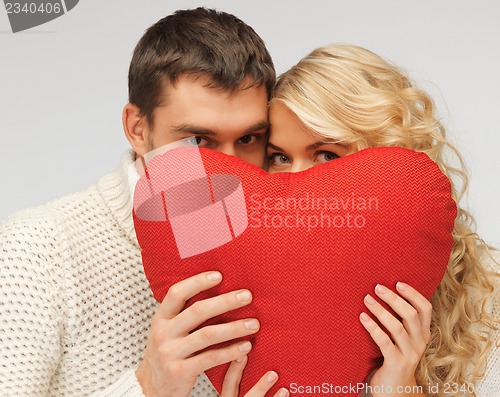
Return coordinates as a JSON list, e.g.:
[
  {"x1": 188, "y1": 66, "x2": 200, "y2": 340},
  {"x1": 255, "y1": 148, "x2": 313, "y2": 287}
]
[{"x1": 132, "y1": 146, "x2": 457, "y2": 396}]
